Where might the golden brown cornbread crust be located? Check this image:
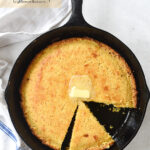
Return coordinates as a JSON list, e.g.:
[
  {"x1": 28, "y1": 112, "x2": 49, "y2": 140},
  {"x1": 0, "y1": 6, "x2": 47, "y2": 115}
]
[
  {"x1": 40, "y1": 37, "x2": 137, "y2": 107},
  {"x1": 86, "y1": 37, "x2": 137, "y2": 107},
  {"x1": 48, "y1": 37, "x2": 137, "y2": 107},
  {"x1": 20, "y1": 37, "x2": 137, "y2": 150}
]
